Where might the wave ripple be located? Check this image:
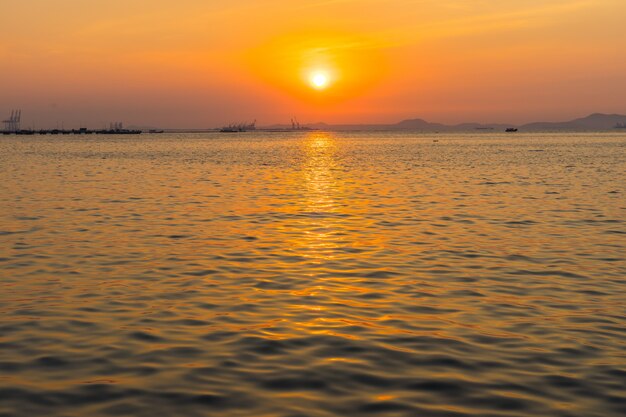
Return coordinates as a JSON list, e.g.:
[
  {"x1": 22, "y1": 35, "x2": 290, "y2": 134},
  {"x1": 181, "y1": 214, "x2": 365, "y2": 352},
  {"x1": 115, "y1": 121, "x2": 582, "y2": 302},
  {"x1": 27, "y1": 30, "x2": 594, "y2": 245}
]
[{"x1": 0, "y1": 132, "x2": 625, "y2": 416}]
